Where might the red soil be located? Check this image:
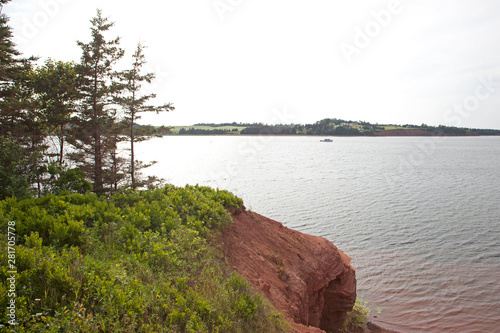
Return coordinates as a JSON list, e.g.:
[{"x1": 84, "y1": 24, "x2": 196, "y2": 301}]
[
  {"x1": 373, "y1": 129, "x2": 433, "y2": 136},
  {"x1": 223, "y1": 208, "x2": 357, "y2": 332}
]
